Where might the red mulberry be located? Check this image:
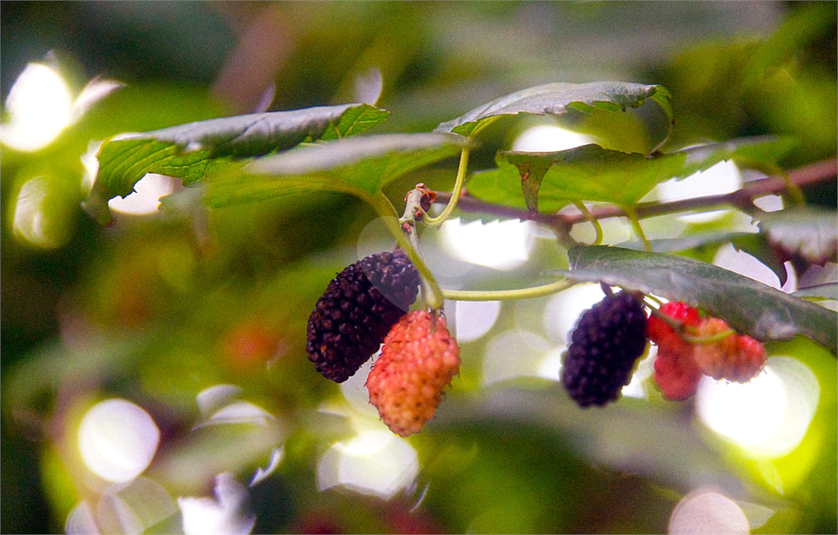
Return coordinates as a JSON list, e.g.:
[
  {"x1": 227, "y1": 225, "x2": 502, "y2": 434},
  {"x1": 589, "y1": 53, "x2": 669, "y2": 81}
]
[{"x1": 366, "y1": 311, "x2": 461, "y2": 437}]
